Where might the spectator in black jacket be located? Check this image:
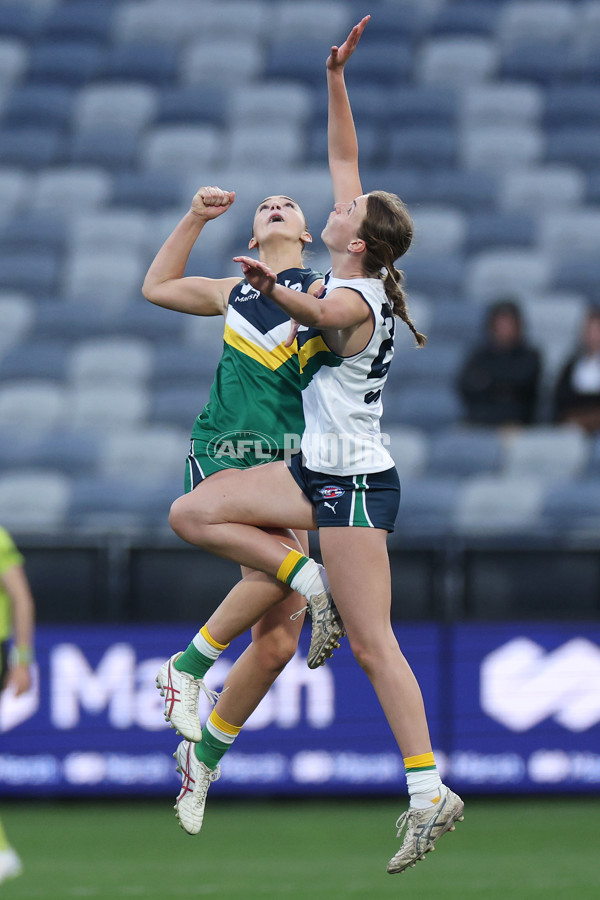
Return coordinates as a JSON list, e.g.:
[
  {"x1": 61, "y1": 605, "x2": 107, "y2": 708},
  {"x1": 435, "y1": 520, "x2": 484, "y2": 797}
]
[
  {"x1": 458, "y1": 299, "x2": 541, "y2": 427},
  {"x1": 553, "y1": 305, "x2": 600, "y2": 433}
]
